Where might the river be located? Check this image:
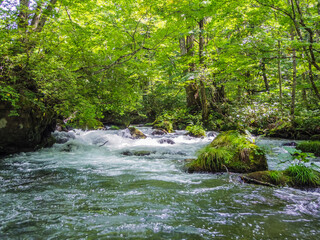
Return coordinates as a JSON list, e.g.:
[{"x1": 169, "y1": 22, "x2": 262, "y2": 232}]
[{"x1": 1, "y1": 127, "x2": 319, "y2": 239}]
